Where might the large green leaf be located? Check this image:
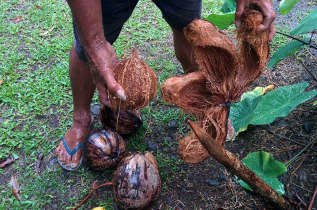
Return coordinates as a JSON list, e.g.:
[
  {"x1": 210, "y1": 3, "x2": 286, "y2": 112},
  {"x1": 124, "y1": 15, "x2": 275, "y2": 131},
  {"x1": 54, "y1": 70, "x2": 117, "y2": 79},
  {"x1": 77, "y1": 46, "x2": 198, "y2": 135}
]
[
  {"x1": 230, "y1": 96, "x2": 261, "y2": 134},
  {"x1": 229, "y1": 82, "x2": 317, "y2": 133},
  {"x1": 268, "y1": 39, "x2": 309, "y2": 68},
  {"x1": 221, "y1": 0, "x2": 236, "y2": 13},
  {"x1": 290, "y1": 9, "x2": 317, "y2": 35},
  {"x1": 251, "y1": 82, "x2": 317, "y2": 125},
  {"x1": 238, "y1": 151, "x2": 287, "y2": 195},
  {"x1": 279, "y1": 0, "x2": 300, "y2": 15},
  {"x1": 206, "y1": 12, "x2": 235, "y2": 30}
]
